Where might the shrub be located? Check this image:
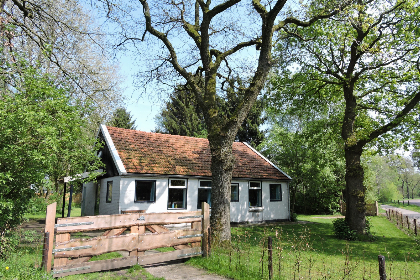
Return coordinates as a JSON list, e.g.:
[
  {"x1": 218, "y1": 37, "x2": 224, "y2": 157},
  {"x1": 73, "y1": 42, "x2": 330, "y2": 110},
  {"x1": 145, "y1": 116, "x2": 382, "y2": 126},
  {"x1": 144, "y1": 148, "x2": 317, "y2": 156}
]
[{"x1": 332, "y1": 218, "x2": 357, "y2": 240}]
